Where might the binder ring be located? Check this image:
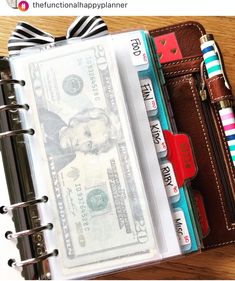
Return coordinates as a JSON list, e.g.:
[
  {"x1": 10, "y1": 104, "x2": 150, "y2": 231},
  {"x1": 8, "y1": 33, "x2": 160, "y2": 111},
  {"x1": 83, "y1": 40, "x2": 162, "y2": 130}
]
[
  {"x1": 0, "y1": 196, "x2": 48, "y2": 214},
  {"x1": 0, "y1": 79, "x2": 25, "y2": 86},
  {"x1": 0, "y1": 128, "x2": 34, "y2": 139},
  {"x1": 5, "y1": 223, "x2": 53, "y2": 240},
  {"x1": 0, "y1": 104, "x2": 29, "y2": 113},
  {"x1": 8, "y1": 249, "x2": 58, "y2": 268}
]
